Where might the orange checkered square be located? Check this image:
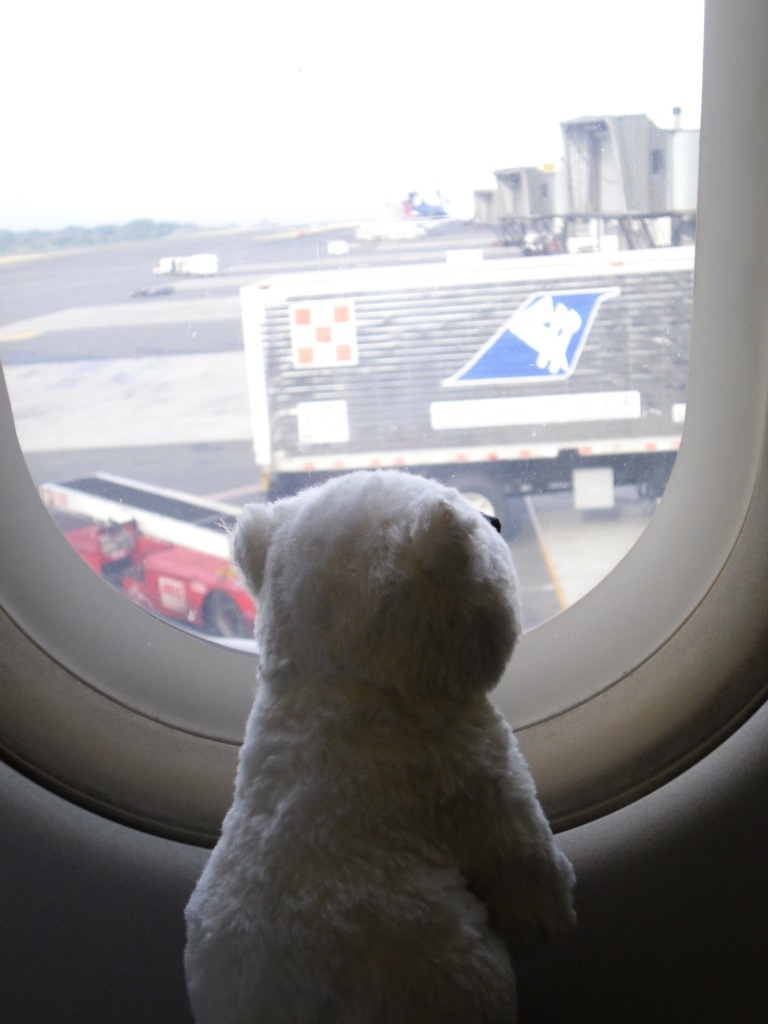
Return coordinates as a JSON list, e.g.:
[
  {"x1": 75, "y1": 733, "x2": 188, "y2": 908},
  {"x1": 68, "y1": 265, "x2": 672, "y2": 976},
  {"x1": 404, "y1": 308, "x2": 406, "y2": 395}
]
[{"x1": 289, "y1": 299, "x2": 358, "y2": 368}]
